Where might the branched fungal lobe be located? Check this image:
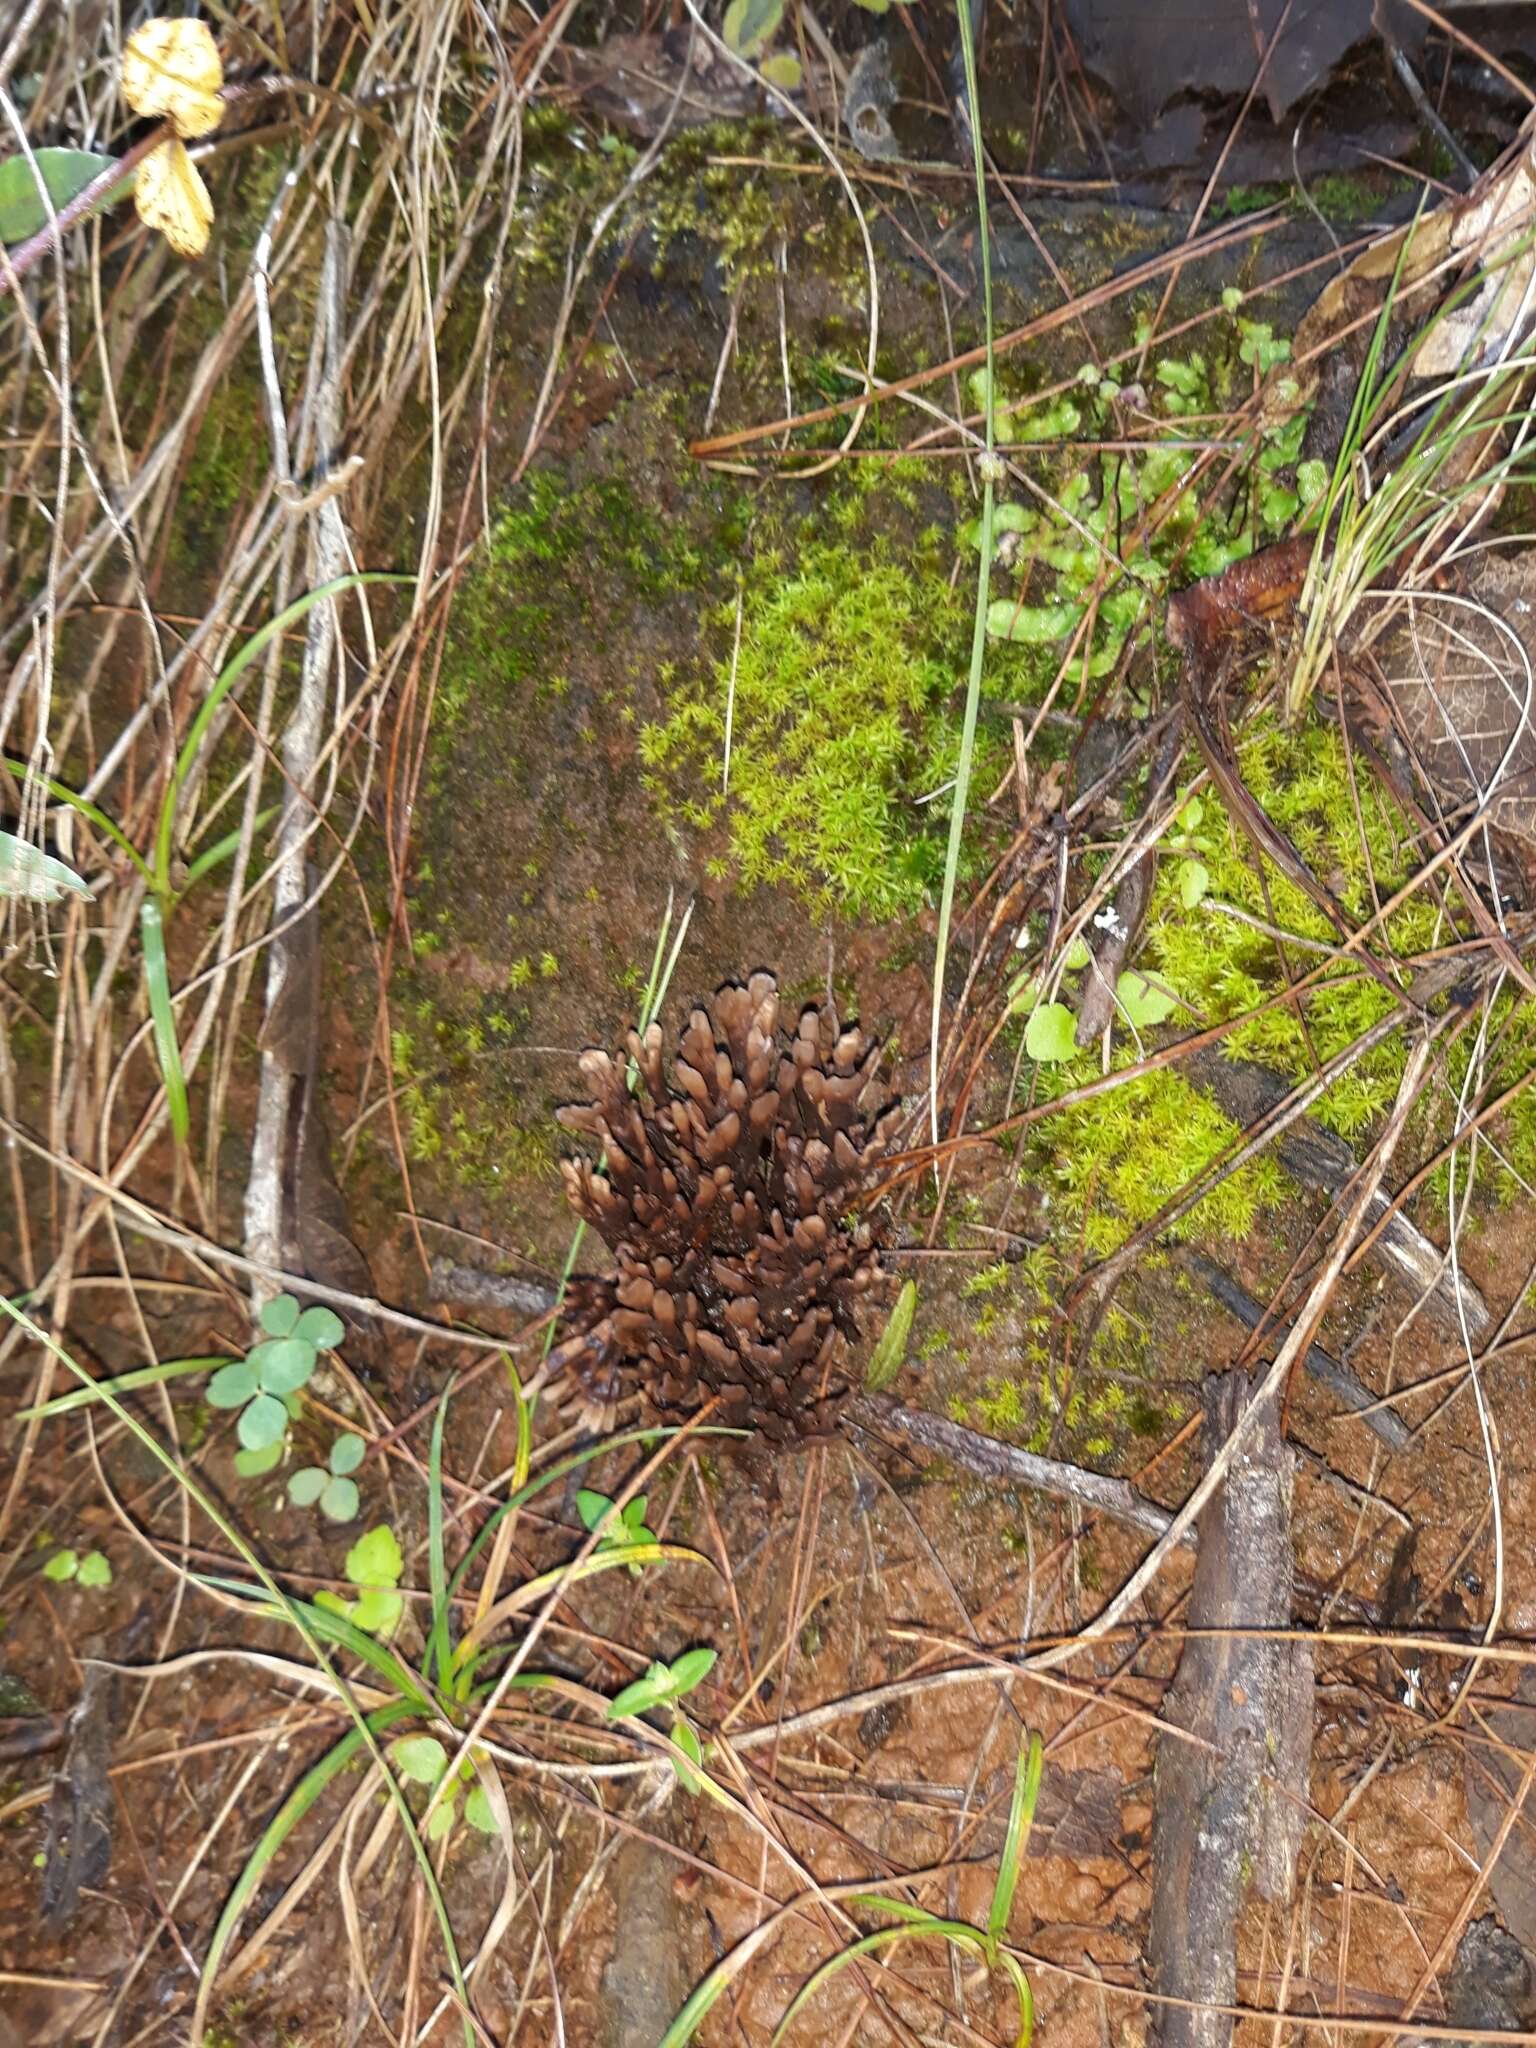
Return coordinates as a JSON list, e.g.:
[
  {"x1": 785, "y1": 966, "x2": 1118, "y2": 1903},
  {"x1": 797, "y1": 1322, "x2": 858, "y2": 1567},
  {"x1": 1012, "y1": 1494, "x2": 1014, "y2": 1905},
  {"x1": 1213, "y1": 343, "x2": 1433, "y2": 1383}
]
[{"x1": 549, "y1": 972, "x2": 898, "y2": 1442}]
